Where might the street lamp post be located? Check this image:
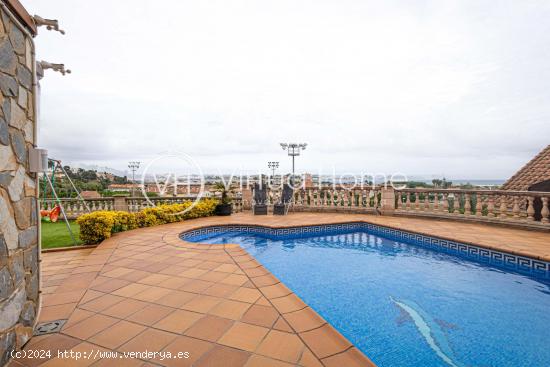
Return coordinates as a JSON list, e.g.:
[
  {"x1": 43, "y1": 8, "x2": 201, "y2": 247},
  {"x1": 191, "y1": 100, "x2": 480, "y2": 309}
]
[
  {"x1": 268, "y1": 161, "x2": 279, "y2": 184},
  {"x1": 128, "y1": 161, "x2": 140, "y2": 196},
  {"x1": 280, "y1": 143, "x2": 307, "y2": 175}
]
